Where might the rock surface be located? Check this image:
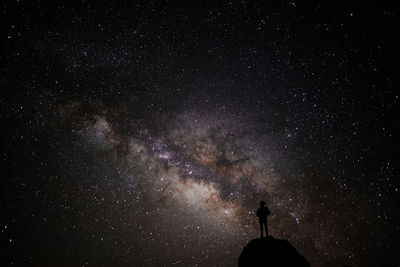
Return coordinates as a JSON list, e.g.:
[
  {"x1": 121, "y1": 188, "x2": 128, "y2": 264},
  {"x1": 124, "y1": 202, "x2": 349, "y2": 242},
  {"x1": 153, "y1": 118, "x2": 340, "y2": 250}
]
[{"x1": 238, "y1": 236, "x2": 310, "y2": 267}]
